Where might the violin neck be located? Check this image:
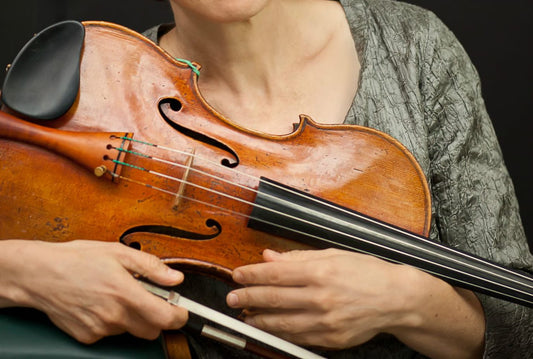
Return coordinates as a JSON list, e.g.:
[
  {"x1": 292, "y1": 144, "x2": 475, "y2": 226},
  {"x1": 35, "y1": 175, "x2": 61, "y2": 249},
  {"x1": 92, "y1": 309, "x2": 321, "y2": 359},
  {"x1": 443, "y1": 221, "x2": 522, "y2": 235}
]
[{"x1": 249, "y1": 177, "x2": 533, "y2": 308}]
